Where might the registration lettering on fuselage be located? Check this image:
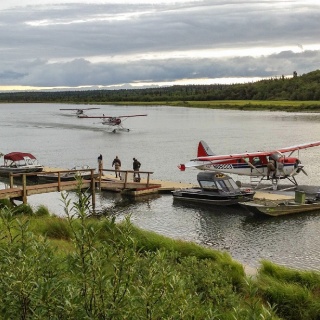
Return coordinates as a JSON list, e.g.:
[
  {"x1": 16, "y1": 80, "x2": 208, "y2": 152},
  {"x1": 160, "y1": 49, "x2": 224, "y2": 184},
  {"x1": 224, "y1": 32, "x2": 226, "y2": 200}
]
[{"x1": 209, "y1": 164, "x2": 233, "y2": 170}]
